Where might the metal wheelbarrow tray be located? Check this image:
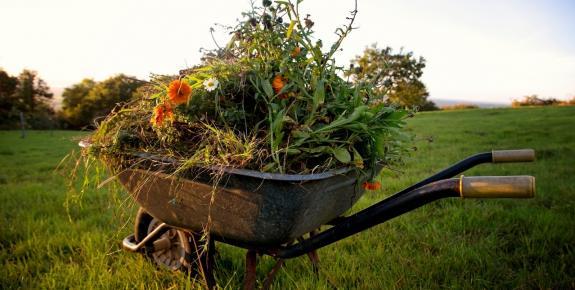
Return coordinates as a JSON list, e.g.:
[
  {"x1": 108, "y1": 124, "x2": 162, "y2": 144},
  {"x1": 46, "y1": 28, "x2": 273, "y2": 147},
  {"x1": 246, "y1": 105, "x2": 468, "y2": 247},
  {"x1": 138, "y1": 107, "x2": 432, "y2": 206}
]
[{"x1": 117, "y1": 163, "x2": 373, "y2": 246}]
